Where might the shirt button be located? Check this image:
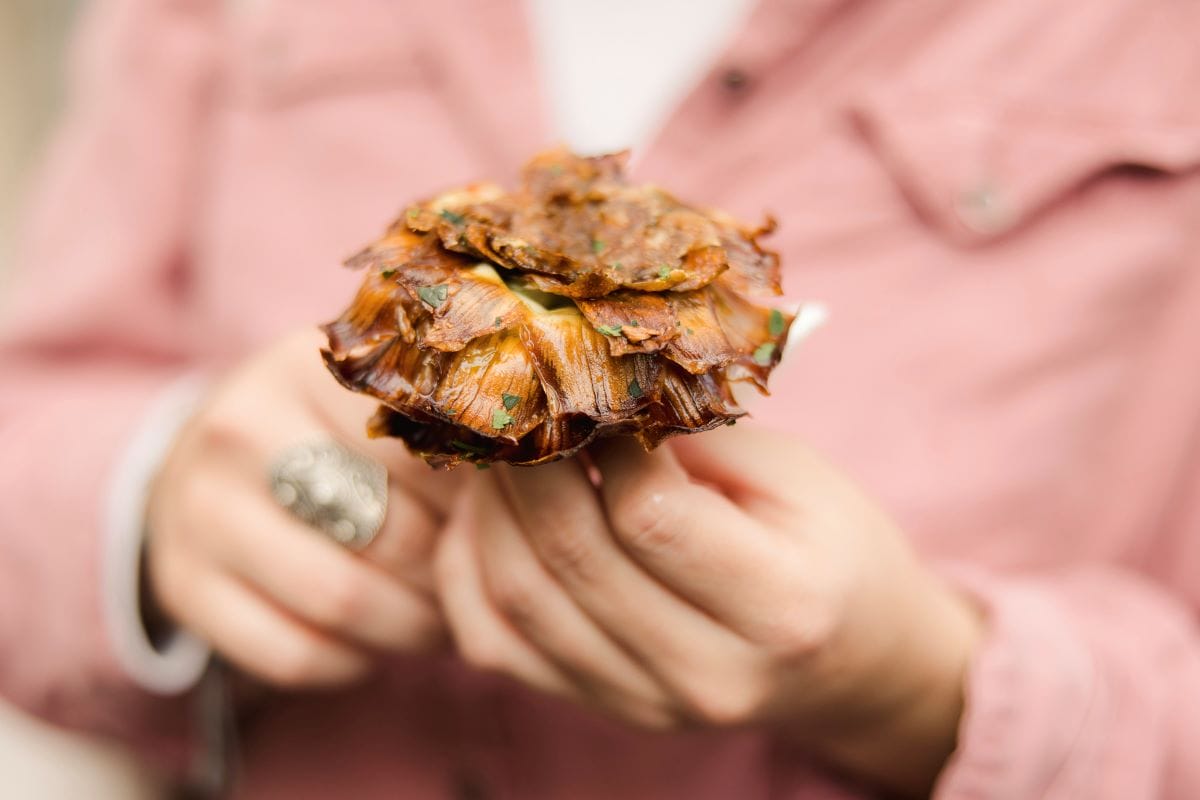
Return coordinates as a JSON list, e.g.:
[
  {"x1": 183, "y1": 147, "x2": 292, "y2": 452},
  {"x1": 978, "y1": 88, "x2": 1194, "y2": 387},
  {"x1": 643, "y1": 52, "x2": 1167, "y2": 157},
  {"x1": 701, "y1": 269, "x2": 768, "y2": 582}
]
[
  {"x1": 954, "y1": 182, "x2": 1013, "y2": 234},
  {"x1": 720, "y1": 67, "x2": 750, "y2": 92}
]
